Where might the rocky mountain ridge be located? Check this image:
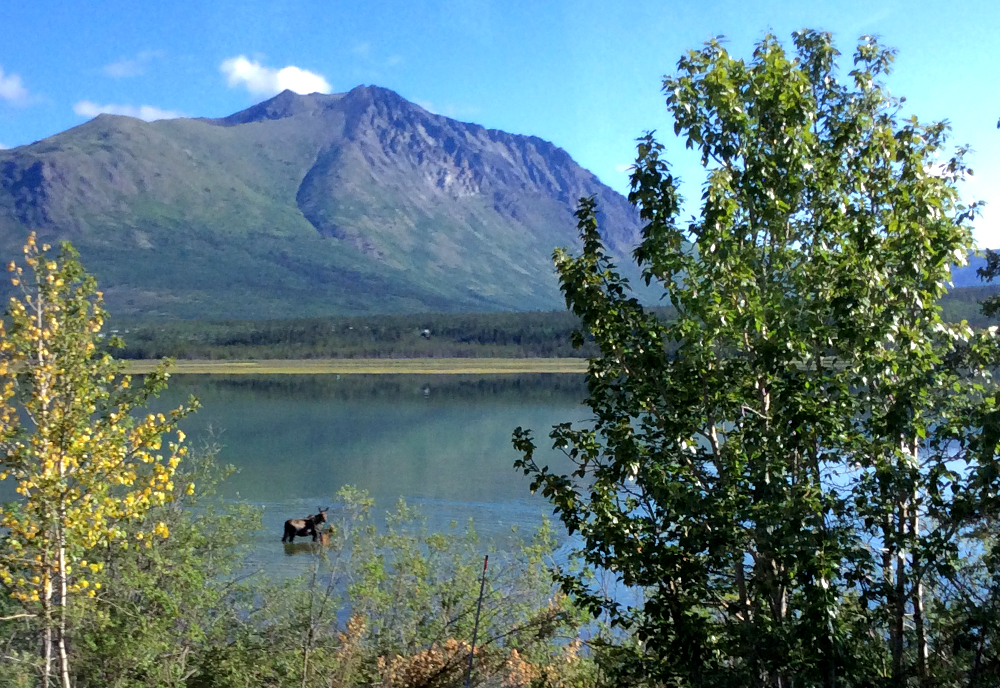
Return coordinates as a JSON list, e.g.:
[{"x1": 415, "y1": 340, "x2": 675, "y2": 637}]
[{"x1": 0, "y1": 86, "x2": 642, "y2": 319}]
